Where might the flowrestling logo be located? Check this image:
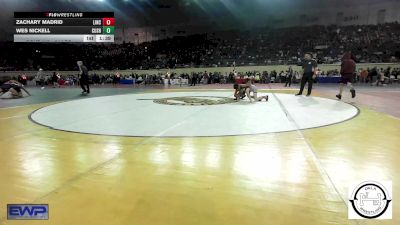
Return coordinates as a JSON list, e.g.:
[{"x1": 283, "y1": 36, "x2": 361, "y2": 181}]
[
  {"x1": 7, "y1": 204, "x2": 49, "y2": 220},
  {"x1": 348, "y1": 181, "x2": 392, "y2": 219}
]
